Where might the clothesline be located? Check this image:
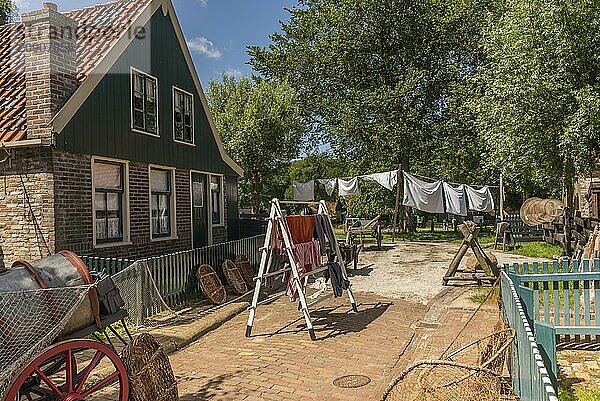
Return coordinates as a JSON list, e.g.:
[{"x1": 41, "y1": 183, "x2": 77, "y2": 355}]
[
  {"x1": 292, "y1": 169, "x2": 497, "y2": 215},
  {"x1": 409, "y1": 172, "x2": 499, "y2": 189}
]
